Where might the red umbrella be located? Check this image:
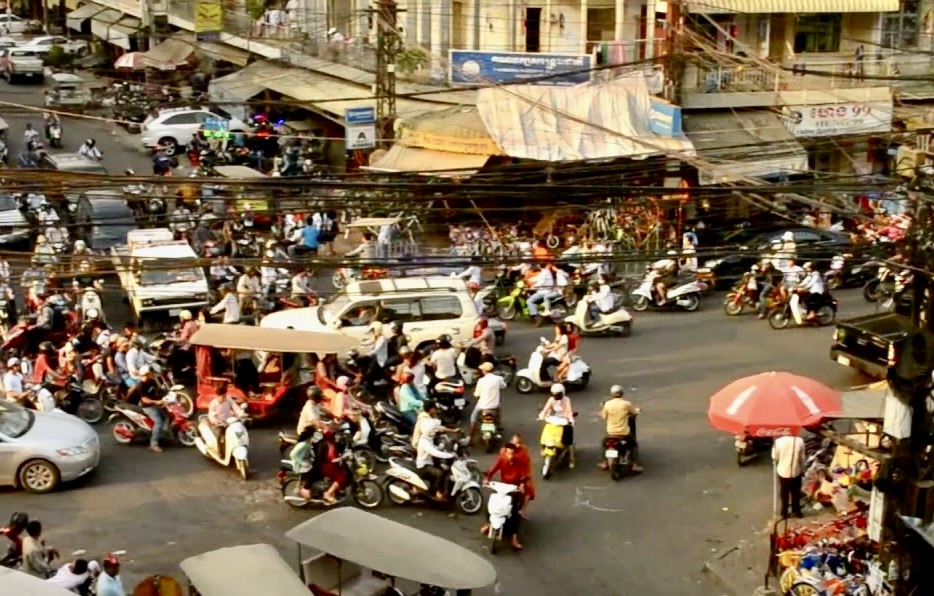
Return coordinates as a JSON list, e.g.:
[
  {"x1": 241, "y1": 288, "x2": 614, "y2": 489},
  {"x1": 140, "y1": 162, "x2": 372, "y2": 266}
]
[{"x1": 707, "y1": 371, "x2": 843, "y2": 438}]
